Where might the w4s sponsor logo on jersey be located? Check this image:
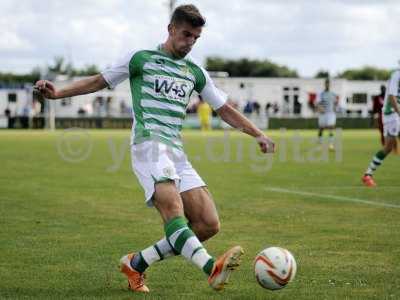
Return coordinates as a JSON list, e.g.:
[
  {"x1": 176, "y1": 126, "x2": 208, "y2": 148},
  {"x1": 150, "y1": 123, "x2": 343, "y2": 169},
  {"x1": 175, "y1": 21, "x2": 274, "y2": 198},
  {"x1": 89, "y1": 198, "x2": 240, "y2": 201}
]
[{"x1": 154, "y1": 75, "x2": 194, "y2": 103}]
